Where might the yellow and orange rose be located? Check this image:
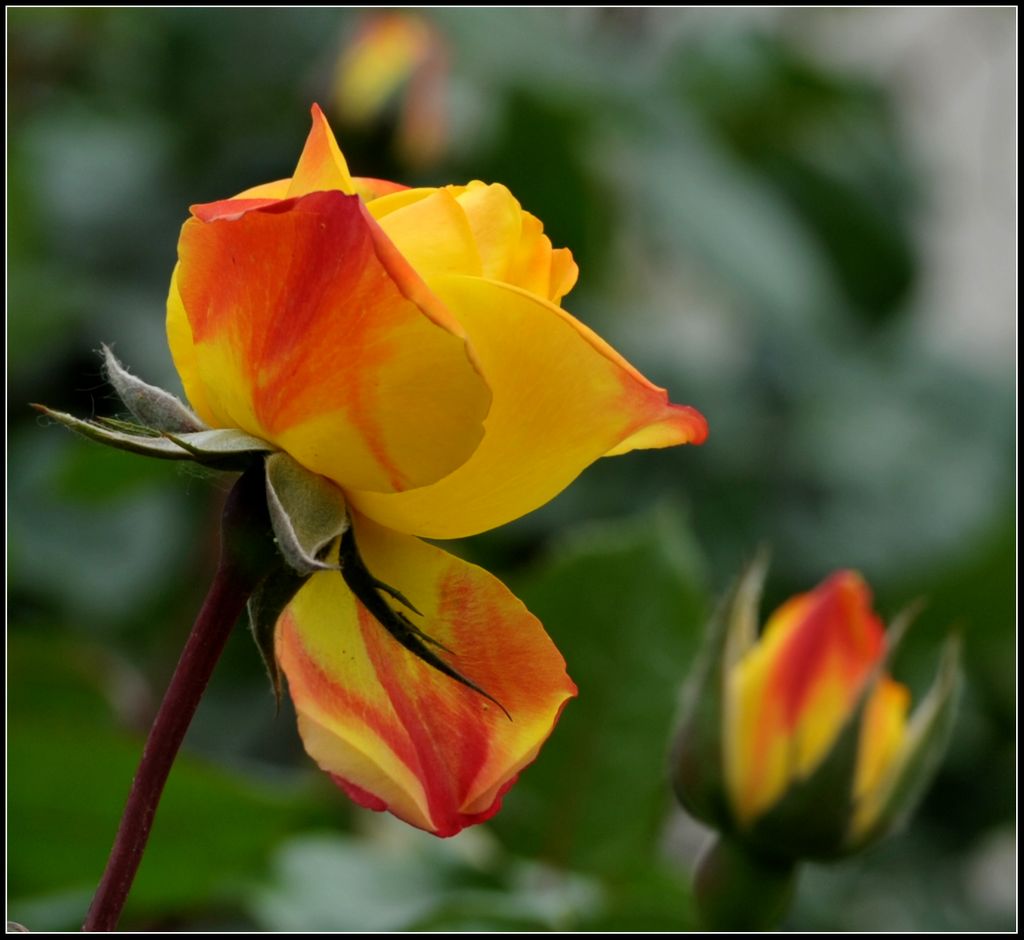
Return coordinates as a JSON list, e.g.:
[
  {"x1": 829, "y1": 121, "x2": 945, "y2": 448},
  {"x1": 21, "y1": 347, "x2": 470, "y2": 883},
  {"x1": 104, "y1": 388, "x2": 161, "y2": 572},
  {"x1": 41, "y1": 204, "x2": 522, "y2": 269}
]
[{"x1": 165, "y1": 105, "x2": 707, "y2": 836}]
